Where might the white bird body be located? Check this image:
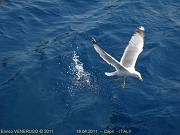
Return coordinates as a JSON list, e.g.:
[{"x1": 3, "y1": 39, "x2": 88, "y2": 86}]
[{"x1": 92, "y1": 26, "x2": 145, "y2": 81}]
